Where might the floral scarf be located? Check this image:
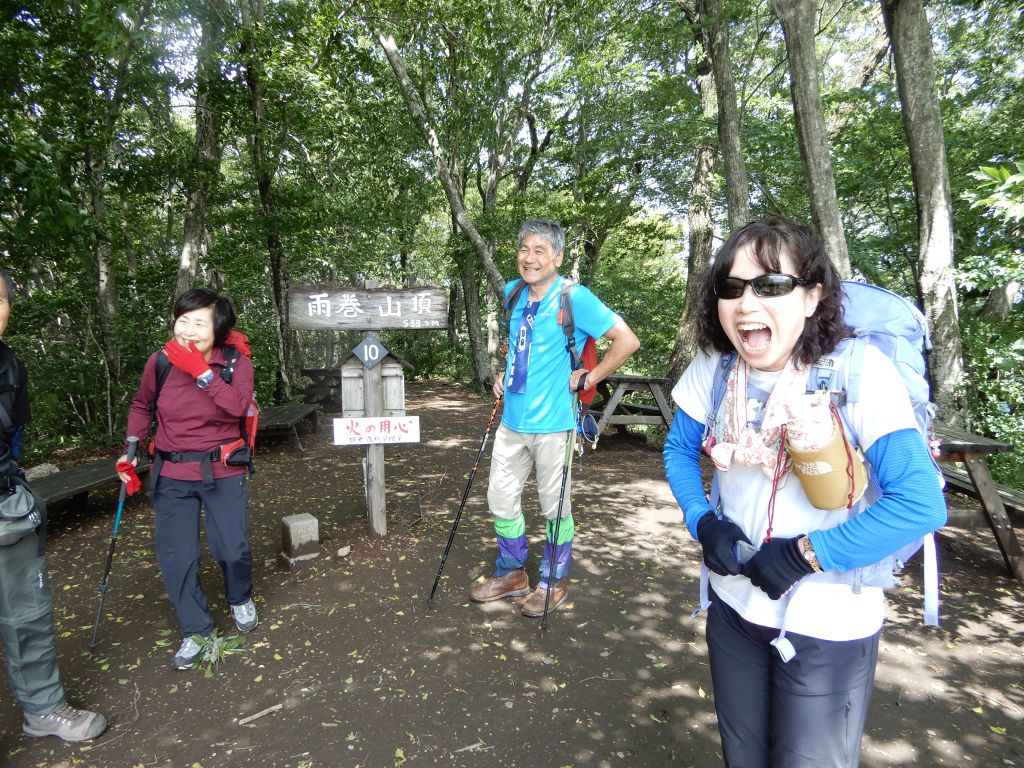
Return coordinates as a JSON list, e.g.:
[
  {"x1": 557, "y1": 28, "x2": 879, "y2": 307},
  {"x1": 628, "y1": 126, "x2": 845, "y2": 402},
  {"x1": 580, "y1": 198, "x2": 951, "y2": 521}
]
[{"x1": 709, "y1": 356, "x2": 808, "y2": 478}]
